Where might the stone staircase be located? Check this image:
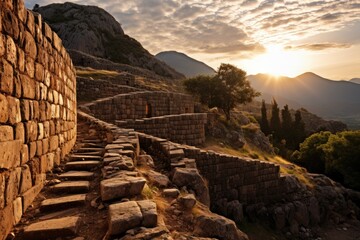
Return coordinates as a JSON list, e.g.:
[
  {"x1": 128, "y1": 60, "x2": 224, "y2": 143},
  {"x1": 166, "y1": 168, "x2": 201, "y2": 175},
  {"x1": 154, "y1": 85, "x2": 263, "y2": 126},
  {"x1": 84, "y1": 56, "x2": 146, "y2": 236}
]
[{"x1": 12, "y1": 120, "x2": 160, "y2": 240}]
